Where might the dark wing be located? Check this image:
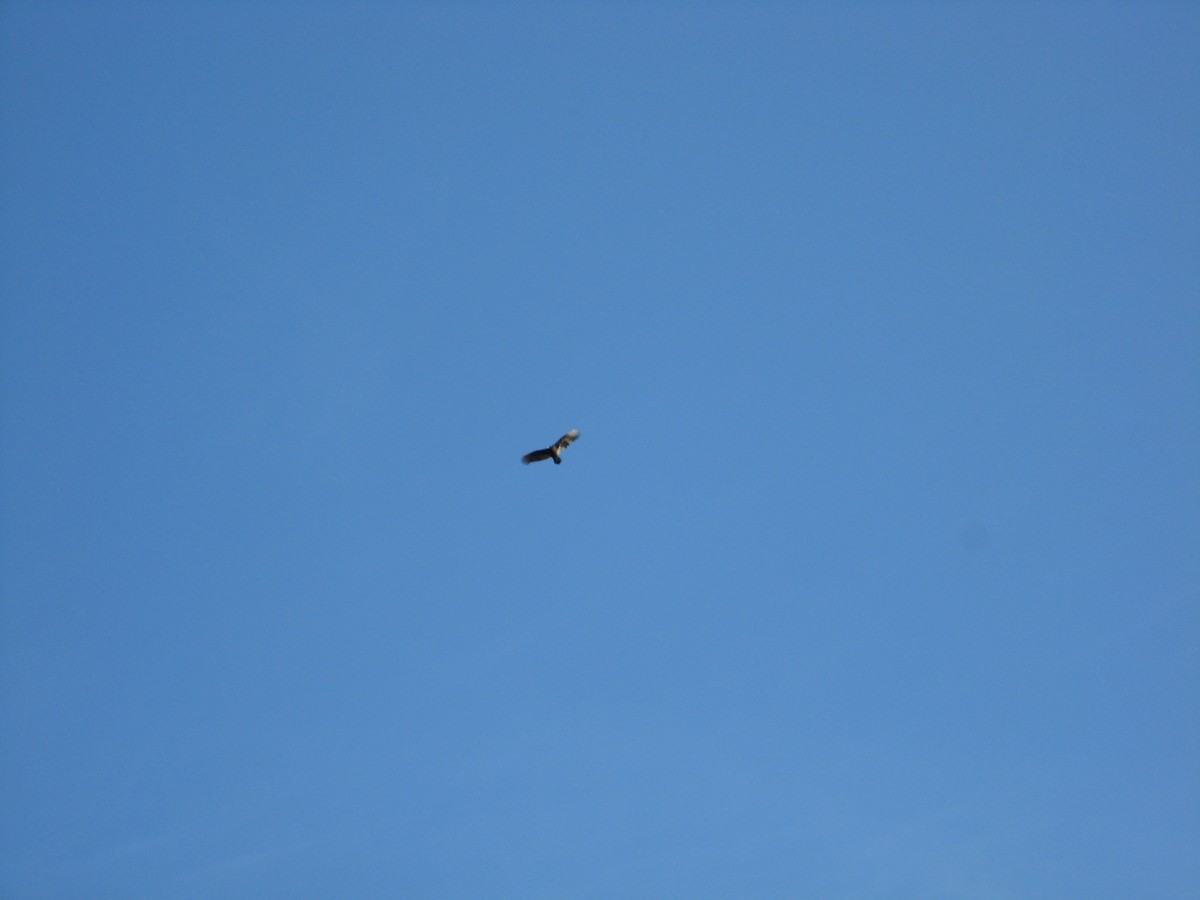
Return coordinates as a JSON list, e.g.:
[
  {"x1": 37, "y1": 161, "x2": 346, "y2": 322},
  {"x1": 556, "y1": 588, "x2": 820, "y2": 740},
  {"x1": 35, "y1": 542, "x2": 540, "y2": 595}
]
[
  {"x1": 553, "y1": 429, "x2": 581, "y2": 452},
  {"x1": 522, "y1": 448, "x2": 554, "y2": 464}
]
